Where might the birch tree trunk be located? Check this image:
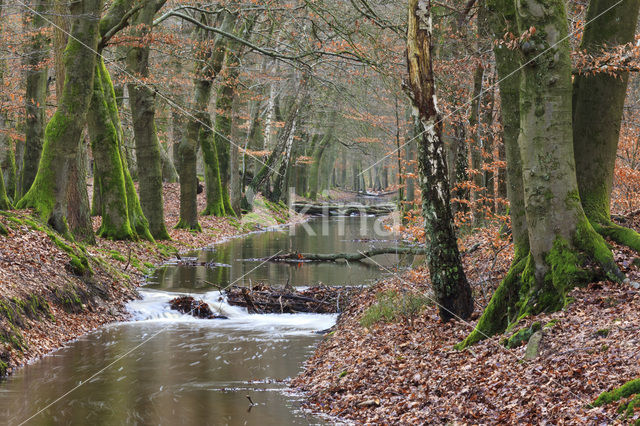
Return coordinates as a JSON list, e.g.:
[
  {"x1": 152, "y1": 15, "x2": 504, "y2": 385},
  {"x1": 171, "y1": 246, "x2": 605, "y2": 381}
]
[{"x1": 406, "y1": 0, "x2": 473, "y2": 321}]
